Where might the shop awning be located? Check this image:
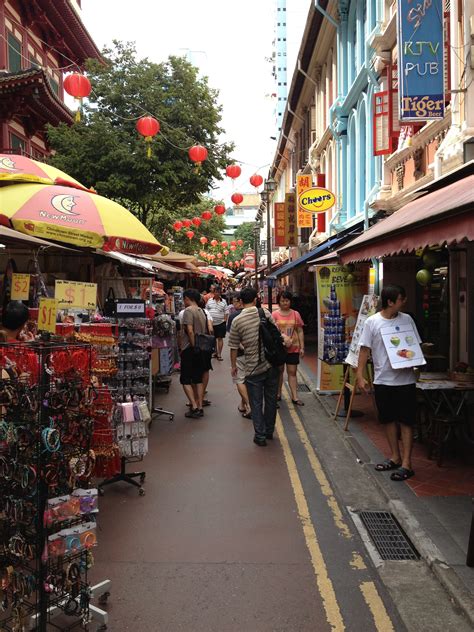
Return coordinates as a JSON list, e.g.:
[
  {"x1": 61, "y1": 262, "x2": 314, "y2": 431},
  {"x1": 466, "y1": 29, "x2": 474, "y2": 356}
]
[
  {"x1": 100, "y1": 251, "x2": 192, "y2": 275},
  {"x1": 0, "y1": 225, "x2": 78, "y2": 250},
  {"x1": 268, "y1": 222, "x2": 363, "y2": 279},
  {"x1": 338, "y1": 174, "x2": 474, "y2": 263}
]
